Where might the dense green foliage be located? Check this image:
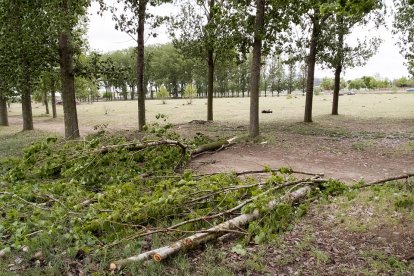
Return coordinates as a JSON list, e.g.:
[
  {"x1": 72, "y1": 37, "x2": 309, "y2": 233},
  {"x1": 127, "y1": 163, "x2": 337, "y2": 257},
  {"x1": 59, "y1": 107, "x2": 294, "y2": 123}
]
[{"x1": 0, "y1": 122, "x2": 355, "y2": 273}]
